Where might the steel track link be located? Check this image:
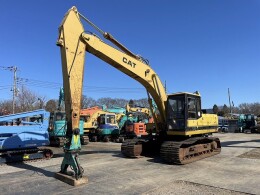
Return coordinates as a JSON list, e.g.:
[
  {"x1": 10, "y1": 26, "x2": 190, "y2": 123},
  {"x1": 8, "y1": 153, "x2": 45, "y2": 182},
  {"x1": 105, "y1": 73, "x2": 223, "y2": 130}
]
[
  {"x1": 81, "y1": 136, "x2": 89, "y2": 145},
  {"x1": 0, "y1": 148, "x2": 54, "y2": 164},
  {"x1": 160, "y1": 137, "x2": 221, "y2": 165},
  {"x1": 121, "y1": 139, "x2": 142, "y2": 157}
]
